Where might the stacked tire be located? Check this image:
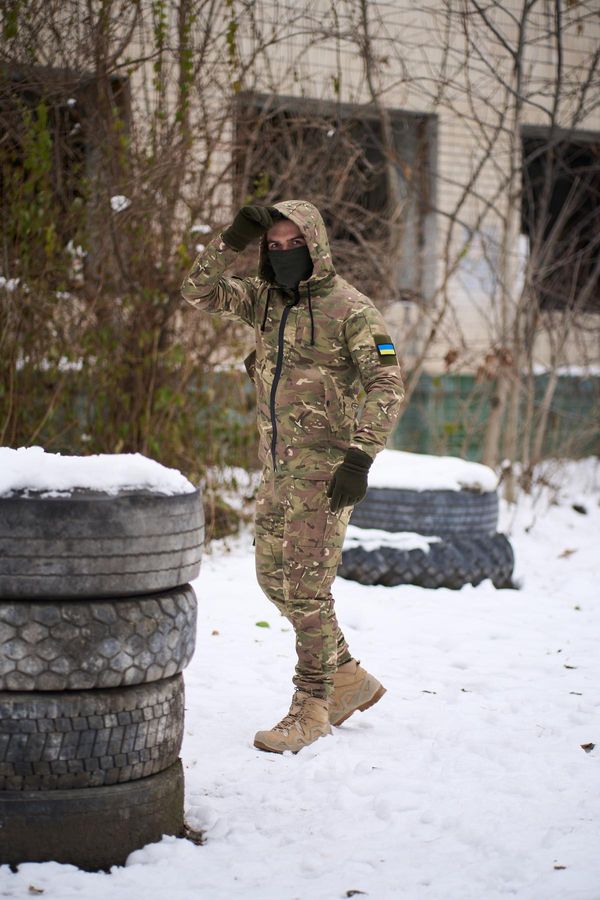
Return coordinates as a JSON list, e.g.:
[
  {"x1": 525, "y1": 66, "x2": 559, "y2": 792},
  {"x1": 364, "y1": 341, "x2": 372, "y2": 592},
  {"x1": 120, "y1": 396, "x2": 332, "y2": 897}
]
[
  {"x1": 0, "y1": 487, "x2": 204, "y2": 870},
  {"x1": 341, "y1": 484, "x2": 514, "y2": 590}
]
